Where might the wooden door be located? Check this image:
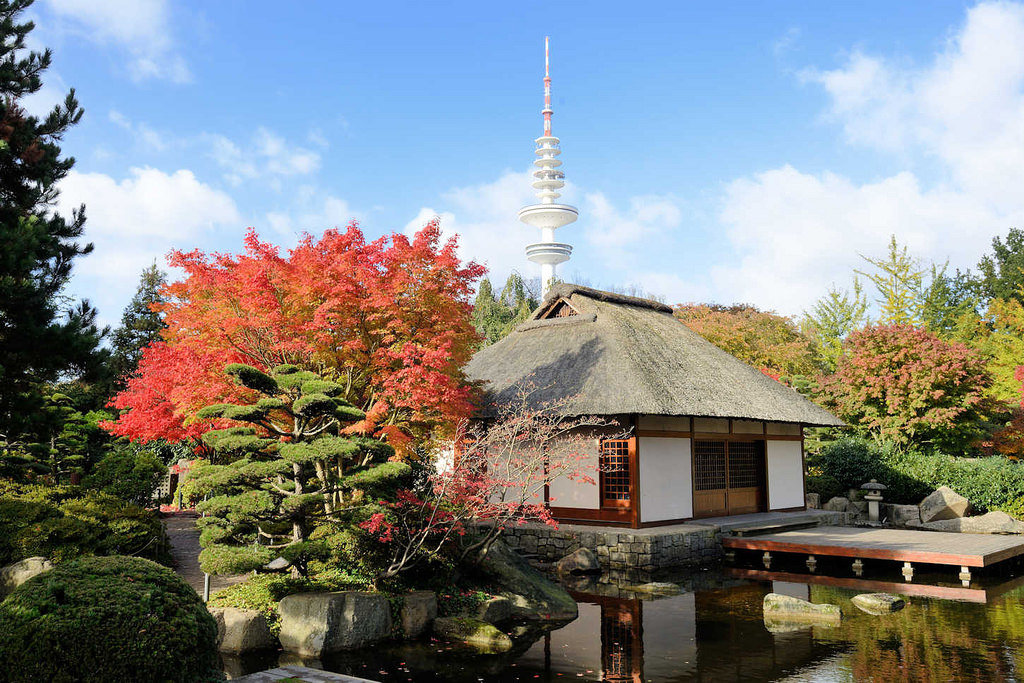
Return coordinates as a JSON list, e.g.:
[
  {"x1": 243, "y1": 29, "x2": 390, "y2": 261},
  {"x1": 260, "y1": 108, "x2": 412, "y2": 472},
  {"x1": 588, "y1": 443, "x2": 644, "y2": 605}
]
[{"x1": 693, "y1": 439, "x2": 766, "y2": 518}]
